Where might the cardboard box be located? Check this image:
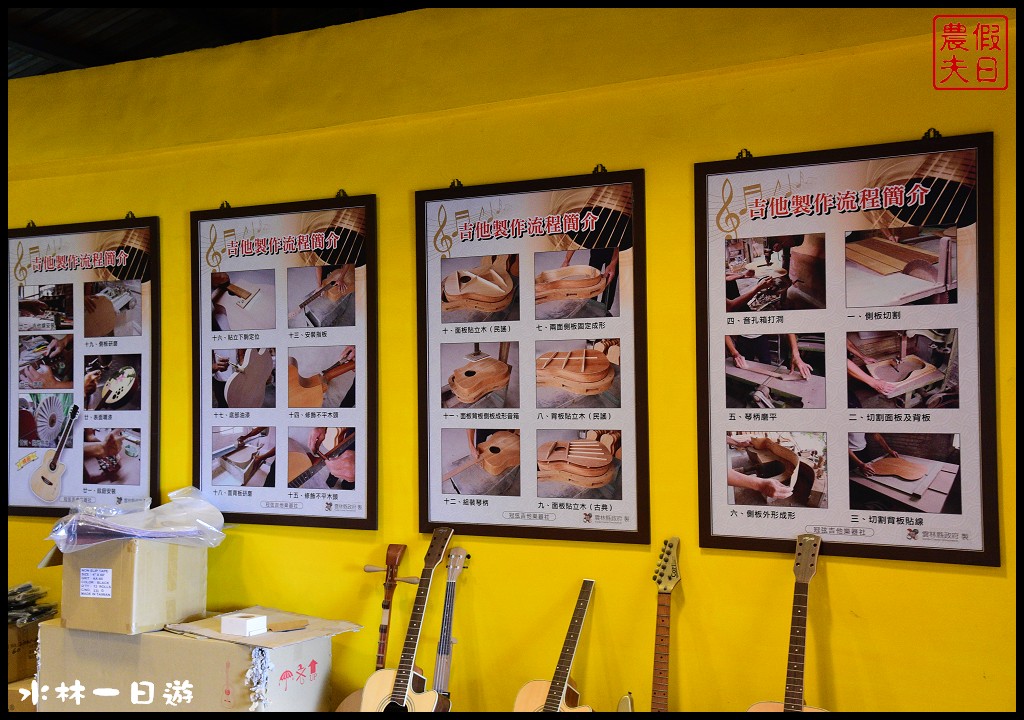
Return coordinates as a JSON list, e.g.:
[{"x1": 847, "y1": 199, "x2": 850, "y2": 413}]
[
  {"x1": 8, "y1": 622, "x2": 39, "y2": 683},
  {"x1": 8, "y1": 677, "x2": 37, "y2": 712},
  {"x1": 43, "y1": 539, "x2": 207, "y2": 634},
  {"x1": 37, "y1": 607, "x2": 360, "y2": 712}
]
